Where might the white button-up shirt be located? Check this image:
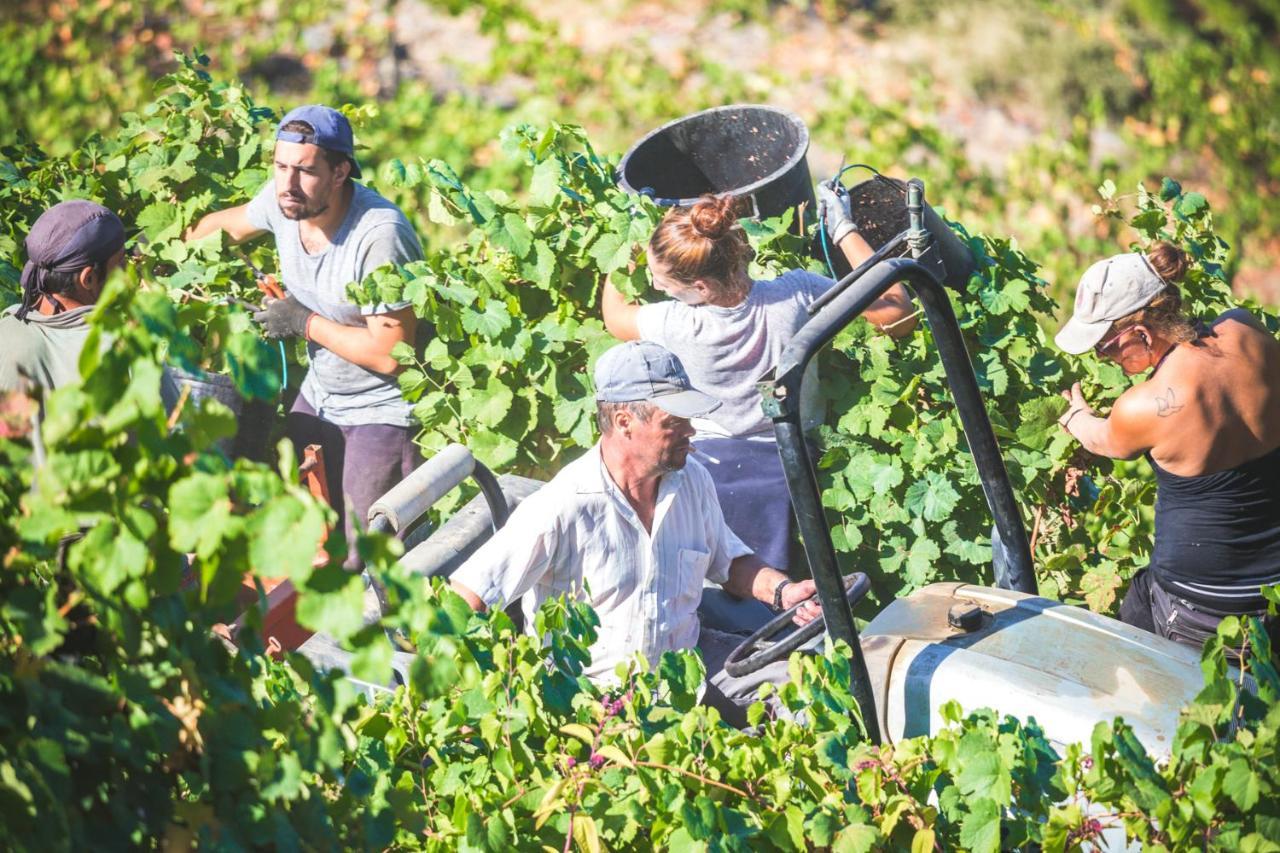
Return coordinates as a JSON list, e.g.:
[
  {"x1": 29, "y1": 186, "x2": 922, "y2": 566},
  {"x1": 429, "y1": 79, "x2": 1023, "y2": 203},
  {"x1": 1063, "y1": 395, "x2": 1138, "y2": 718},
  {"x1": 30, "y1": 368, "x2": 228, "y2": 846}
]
[{"x1": 450, "y1": 443, "x2": 752, "y2": 680}]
